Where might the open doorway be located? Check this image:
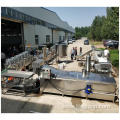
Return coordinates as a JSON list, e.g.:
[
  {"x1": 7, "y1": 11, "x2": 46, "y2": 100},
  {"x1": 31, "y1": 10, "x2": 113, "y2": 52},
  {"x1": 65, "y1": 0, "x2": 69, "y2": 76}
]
[{"x1": 1, "y1": 19, "x2": 24, "y2": 58}]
